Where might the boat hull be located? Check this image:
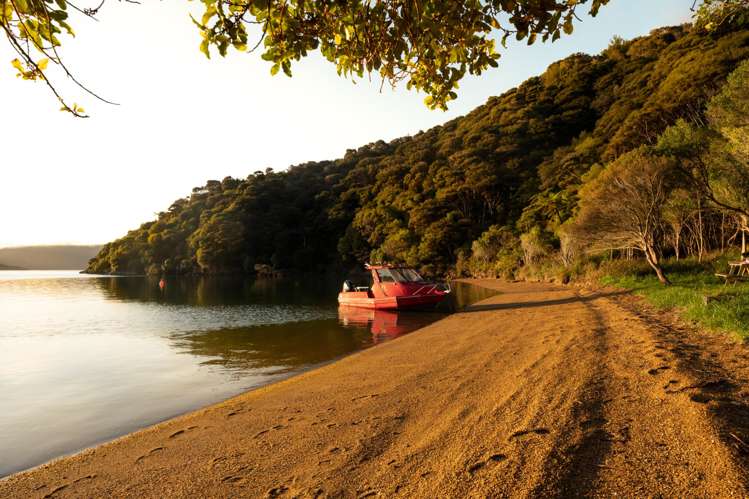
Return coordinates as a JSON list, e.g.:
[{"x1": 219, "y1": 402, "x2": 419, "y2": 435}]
[{"x1": 337, "y1": 291, "x2": 448, "y2": 310}]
